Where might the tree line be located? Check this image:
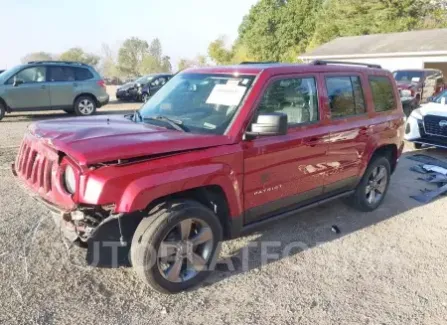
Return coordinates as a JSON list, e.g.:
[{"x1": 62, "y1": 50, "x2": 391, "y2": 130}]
[
  {"x1": 207, "y1": 0, "x2": 447, "y2": 64},
  {"x1": 22, "y1": 38, "x2": 177, "y2": 79},
  {"x1": 21, "y1": 0, "x2": 447, "y2": 77}
]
